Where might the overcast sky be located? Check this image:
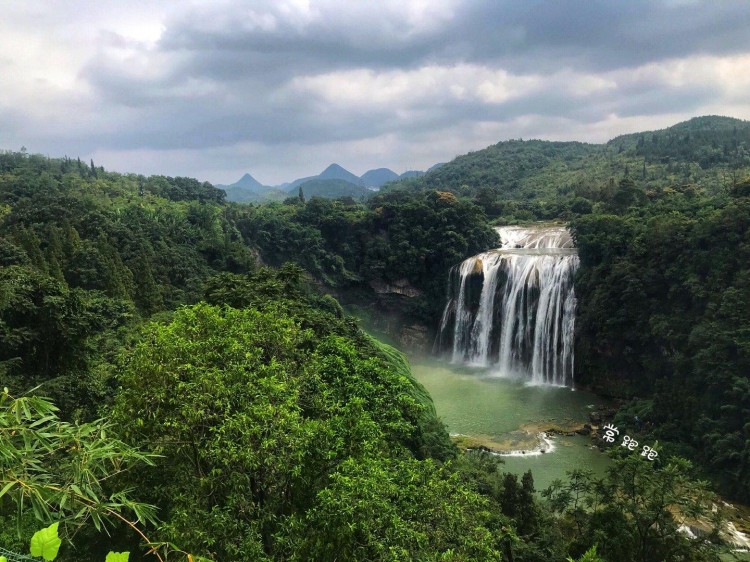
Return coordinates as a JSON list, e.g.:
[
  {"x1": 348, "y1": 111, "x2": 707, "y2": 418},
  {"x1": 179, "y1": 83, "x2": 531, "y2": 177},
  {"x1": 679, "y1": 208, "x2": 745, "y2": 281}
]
[{"x1": 2, "y1": 1, "x2": 750, "y2": 185}]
